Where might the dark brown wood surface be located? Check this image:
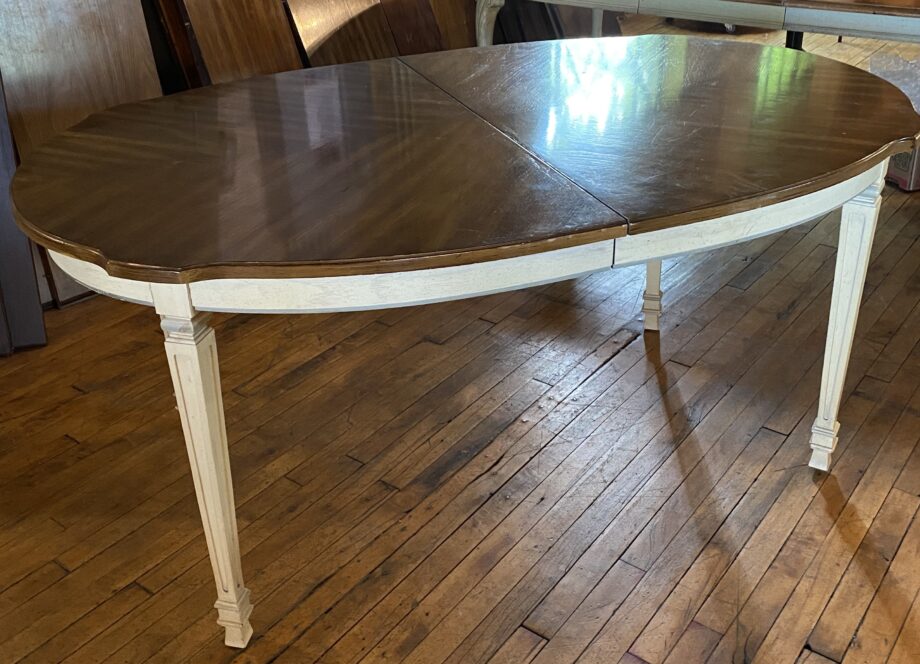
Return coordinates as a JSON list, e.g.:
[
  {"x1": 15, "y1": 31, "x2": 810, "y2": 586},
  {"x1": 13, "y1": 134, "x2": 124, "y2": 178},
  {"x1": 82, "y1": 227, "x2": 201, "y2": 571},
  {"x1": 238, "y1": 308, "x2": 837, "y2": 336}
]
[
  {"x1": 428, "y1": 0, "x2": 476, "y2": 50},
  {"x1": 0, "y1": 0, "x2": 162, "y2": 159},
  {"x1": 1, "y1": 167, "x2": 919, "y2": 664},
  {"x1": 179, "y1": 0, "x2": 304, "y2": 84},
  {"x1": 0, "y1": 0, "x2": 165, "y2": 304},
  {"x1": 405, "y1": 36, "x2": 920, "y2": 233},
  {"x1": 287, "y1": 0, "x2": 400, "y2": 66},
  {"x1": 379, "y1": 0, "x2": 445, "y2": 54},
  {"x1": 11, "y1": 36, "x2": 920, "y2": 283},
  {"x1": 12, "y1": 59, "x2": 621, "y2": 283},
  {"x1": 2, "y1": 23, "x2": 920, "y2": 663}
]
